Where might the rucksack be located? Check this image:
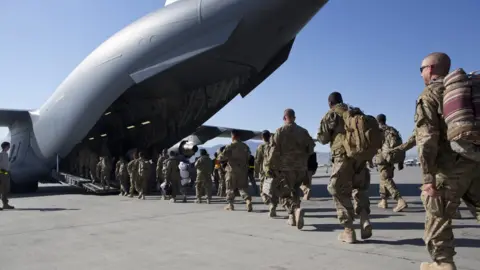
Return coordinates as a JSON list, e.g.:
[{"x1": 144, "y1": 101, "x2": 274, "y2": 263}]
[
  {"x1": 381, "y1": 126, "x2": 405, "y2": 164},
  {"x1": 443, "y1": 69, "x2": 480, "y2": 161},
  {"x1": 335, "y1": 106, "x2": 383, "y2": 162}
]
